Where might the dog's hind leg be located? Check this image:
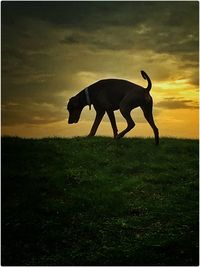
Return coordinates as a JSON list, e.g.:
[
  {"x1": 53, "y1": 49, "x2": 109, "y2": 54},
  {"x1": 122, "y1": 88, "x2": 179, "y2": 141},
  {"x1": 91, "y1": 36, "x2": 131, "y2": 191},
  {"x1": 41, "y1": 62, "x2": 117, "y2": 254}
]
[
  {"x1": 107, "y1": 110, "x2": 118, "y2": 138},
  {"x1": 116, "y1": 107, "x2": 135, "y2": 139},
  {"x1": 88, "y1": 110, "x2": 105, "y2": 137},
  {"x1": 141, "y1": 105, "x2": 159, "y2": 145}
]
